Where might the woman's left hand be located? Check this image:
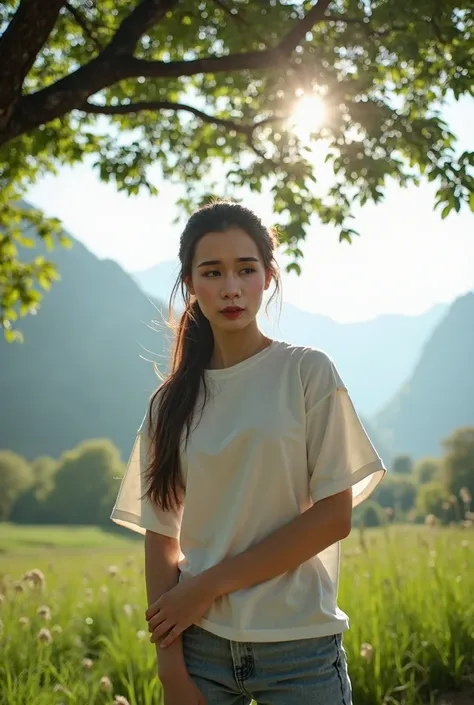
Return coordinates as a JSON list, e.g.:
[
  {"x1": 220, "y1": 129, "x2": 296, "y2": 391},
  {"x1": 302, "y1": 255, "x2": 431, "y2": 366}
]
[{"x1": 145, "y1": 574, "x2": 216, "y2": 649}]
